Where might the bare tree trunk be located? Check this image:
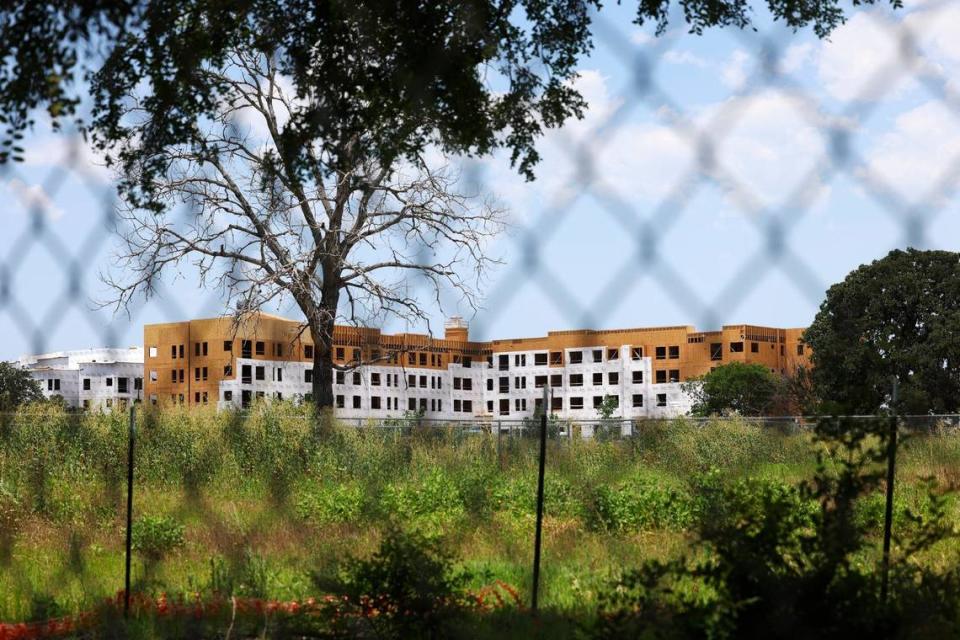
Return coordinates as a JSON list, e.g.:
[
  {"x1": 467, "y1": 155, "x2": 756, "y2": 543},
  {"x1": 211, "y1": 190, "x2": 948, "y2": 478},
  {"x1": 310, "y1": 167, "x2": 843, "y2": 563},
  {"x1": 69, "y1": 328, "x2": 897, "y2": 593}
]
[
  {"x1": 312, "y1": 315, "x2": 336, "y2": 409},
  {"x1": 308, "y1": 279, "x2": 340, "y2": 420}
]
